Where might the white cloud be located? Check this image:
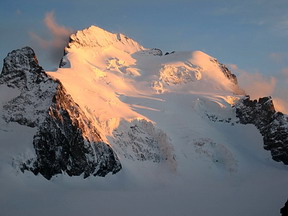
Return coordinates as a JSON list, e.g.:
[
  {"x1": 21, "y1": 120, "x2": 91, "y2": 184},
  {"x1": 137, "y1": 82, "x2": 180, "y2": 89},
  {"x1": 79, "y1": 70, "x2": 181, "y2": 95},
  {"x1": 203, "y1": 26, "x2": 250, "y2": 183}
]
[
  {"x1": 226, "y1": 64, "x2": 238, "y2": 71},
  {"x1": 238, "y1": 70, "x2": 276, "y2": 99},
  {"x1": 273, "y1": 98, "x2": 288, "y2": 114},
  {"x1": 30, "y1": 11, "x2": 73, "y2": 66},
  {"x1": 231, "y1": 65, "x2": 288, "y2": 114}
]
